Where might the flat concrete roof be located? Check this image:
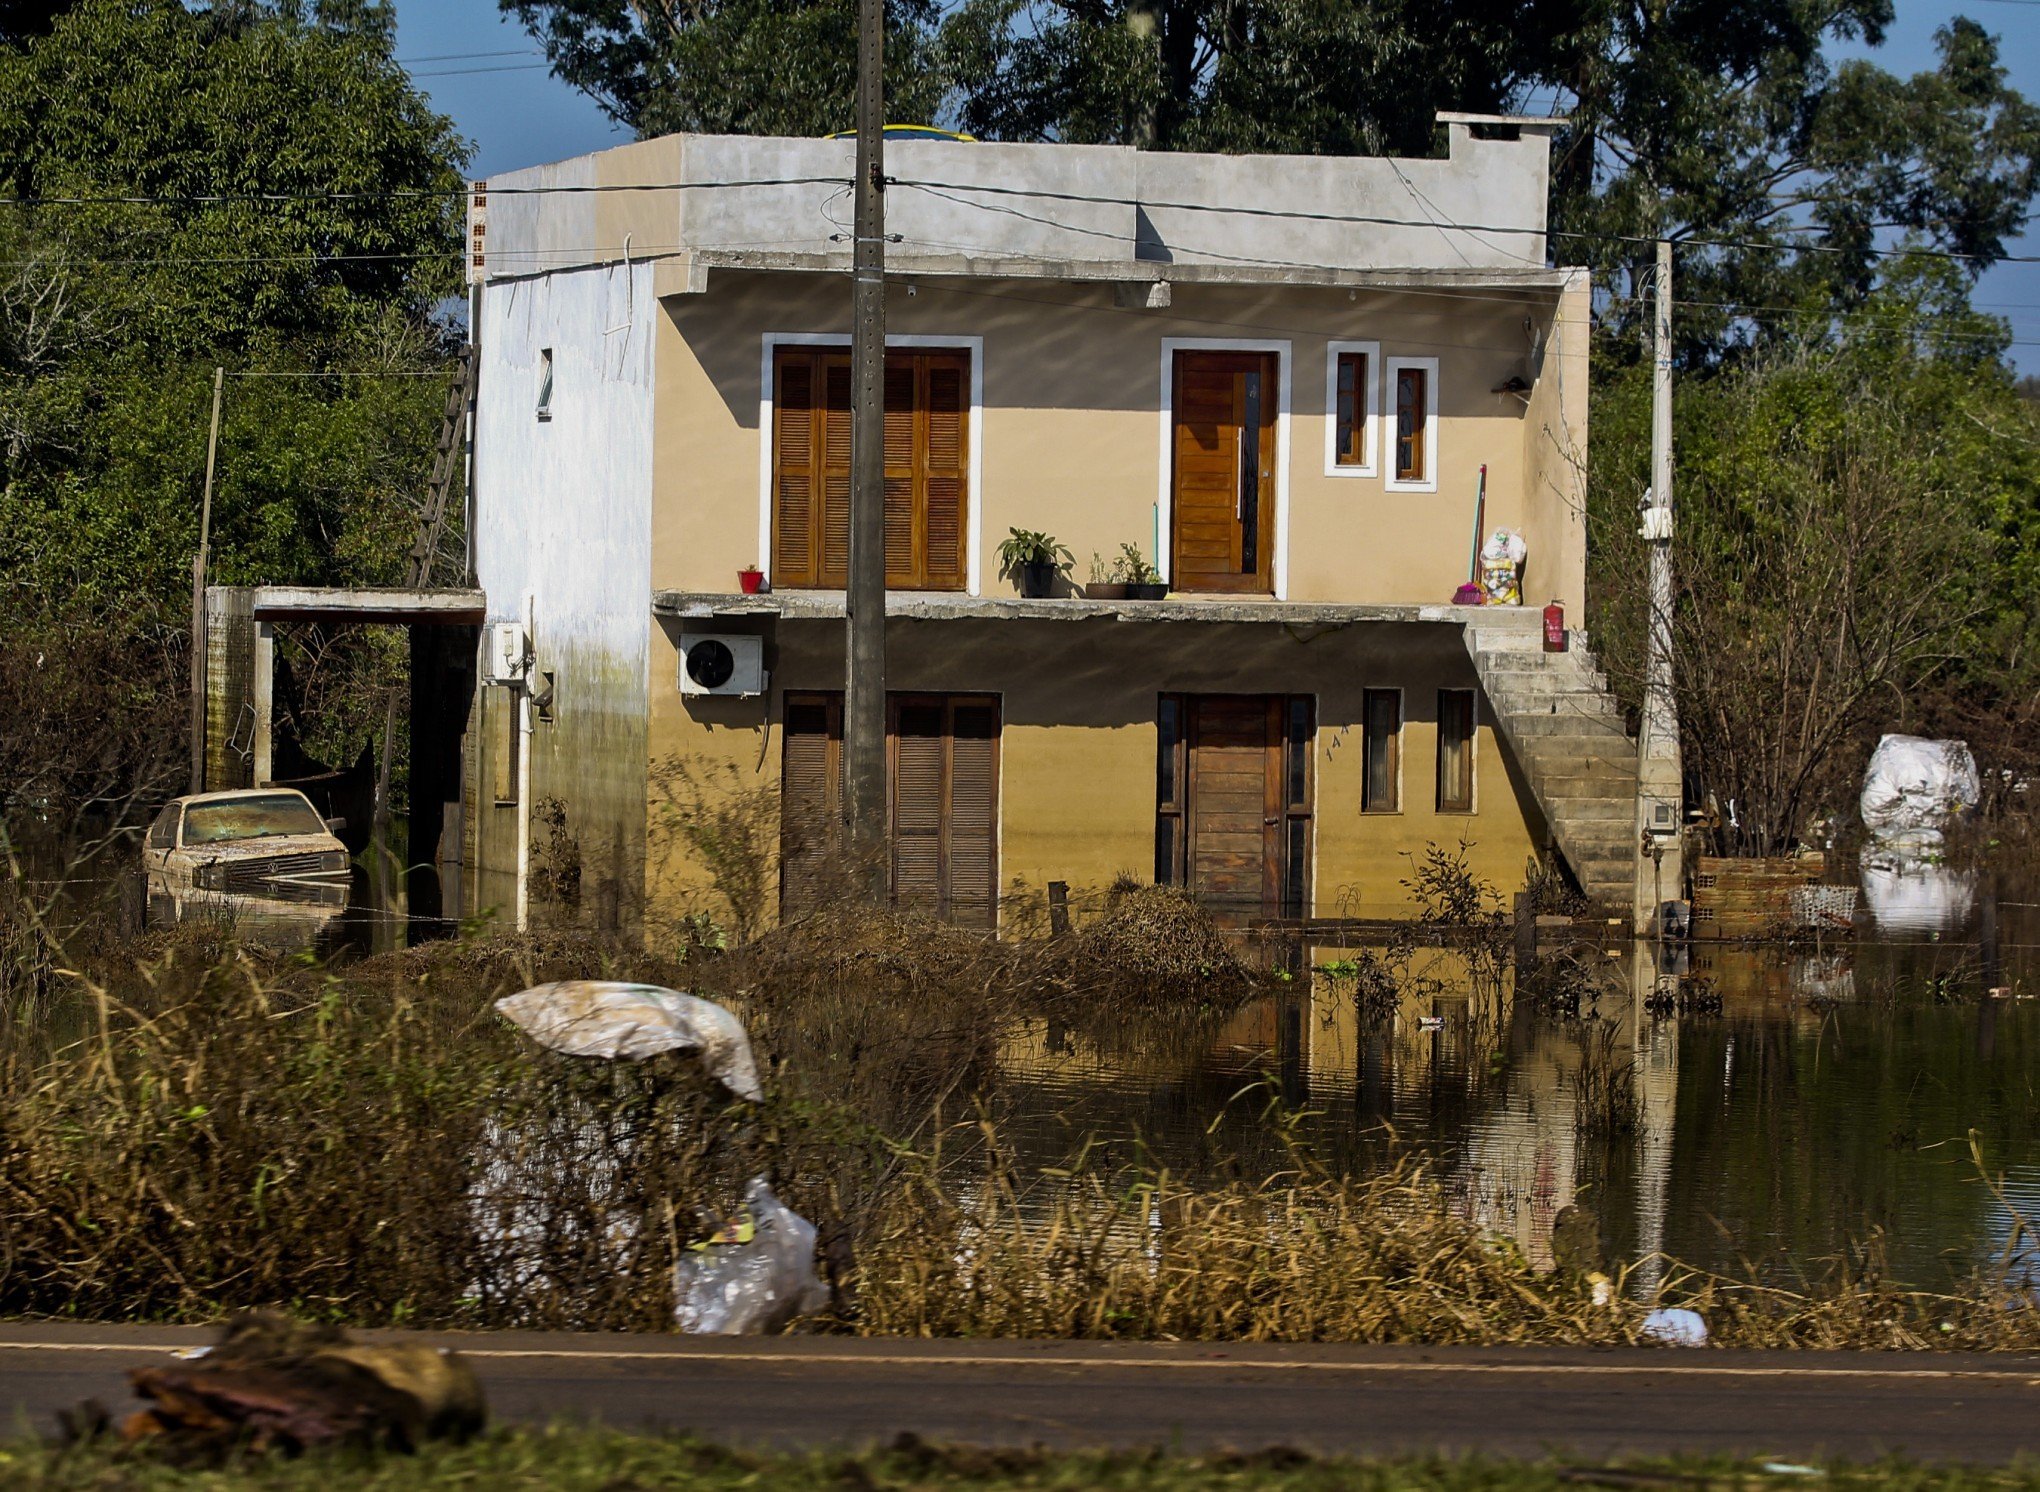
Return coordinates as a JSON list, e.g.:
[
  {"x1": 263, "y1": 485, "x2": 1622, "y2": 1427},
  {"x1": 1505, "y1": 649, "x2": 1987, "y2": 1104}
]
[
  {"x1": 477, "y1": 118, "x2": 1561, "y2": 284},
  {"x1": 660, "y1": 252, "x2": 1574, "y2": 295},
  {"x1": 207, "y1": 586, "x2": 488, "y2": 627},
  {"x1": 652, "y1": 590, "x2": 1543, "y2": 629}
]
